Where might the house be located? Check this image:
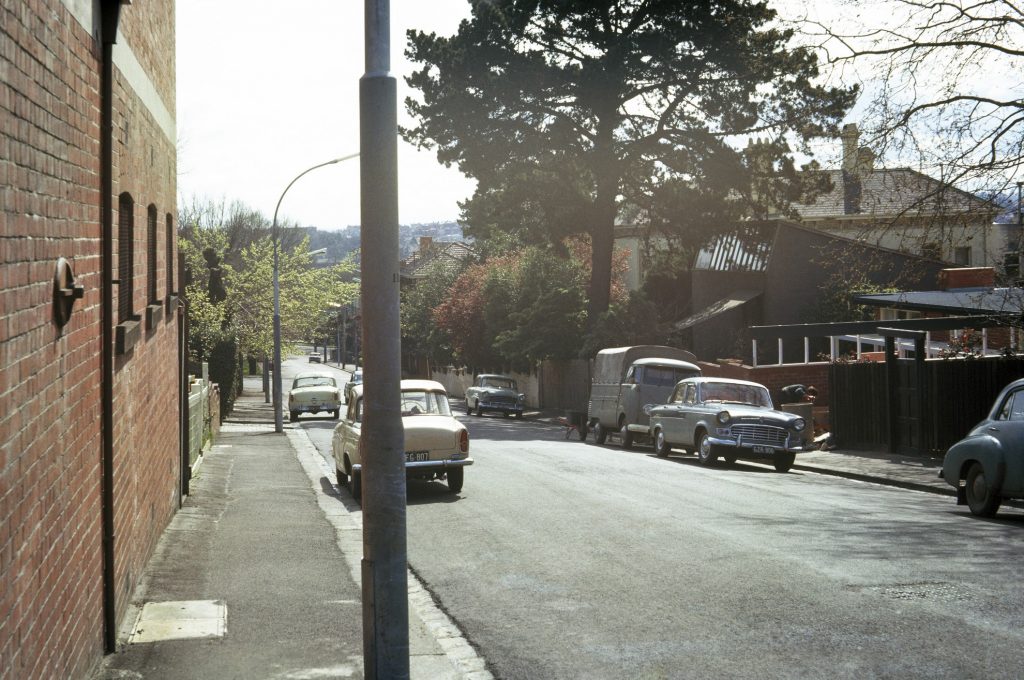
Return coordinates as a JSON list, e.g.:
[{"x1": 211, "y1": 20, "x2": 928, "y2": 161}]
[
  {"x1": 788, "y1": 123, "x2": 1001, "y2": 268},
  {"x1": 399, "y1": 236, "x2": 476, "y2": 288},
  {"x1": 2, "y1": 3, "x2": 181, "y2": 676}
]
